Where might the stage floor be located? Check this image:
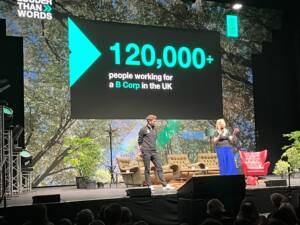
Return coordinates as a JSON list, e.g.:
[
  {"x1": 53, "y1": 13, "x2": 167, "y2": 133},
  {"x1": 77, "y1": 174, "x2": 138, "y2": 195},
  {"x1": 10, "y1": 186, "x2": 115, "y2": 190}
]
[
  {"x1": 2, "y1": 175, "x2": 300, "y2": 208},
  {"x1": 2, "y1": 183, "x2": 179, "y2": 208}
]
